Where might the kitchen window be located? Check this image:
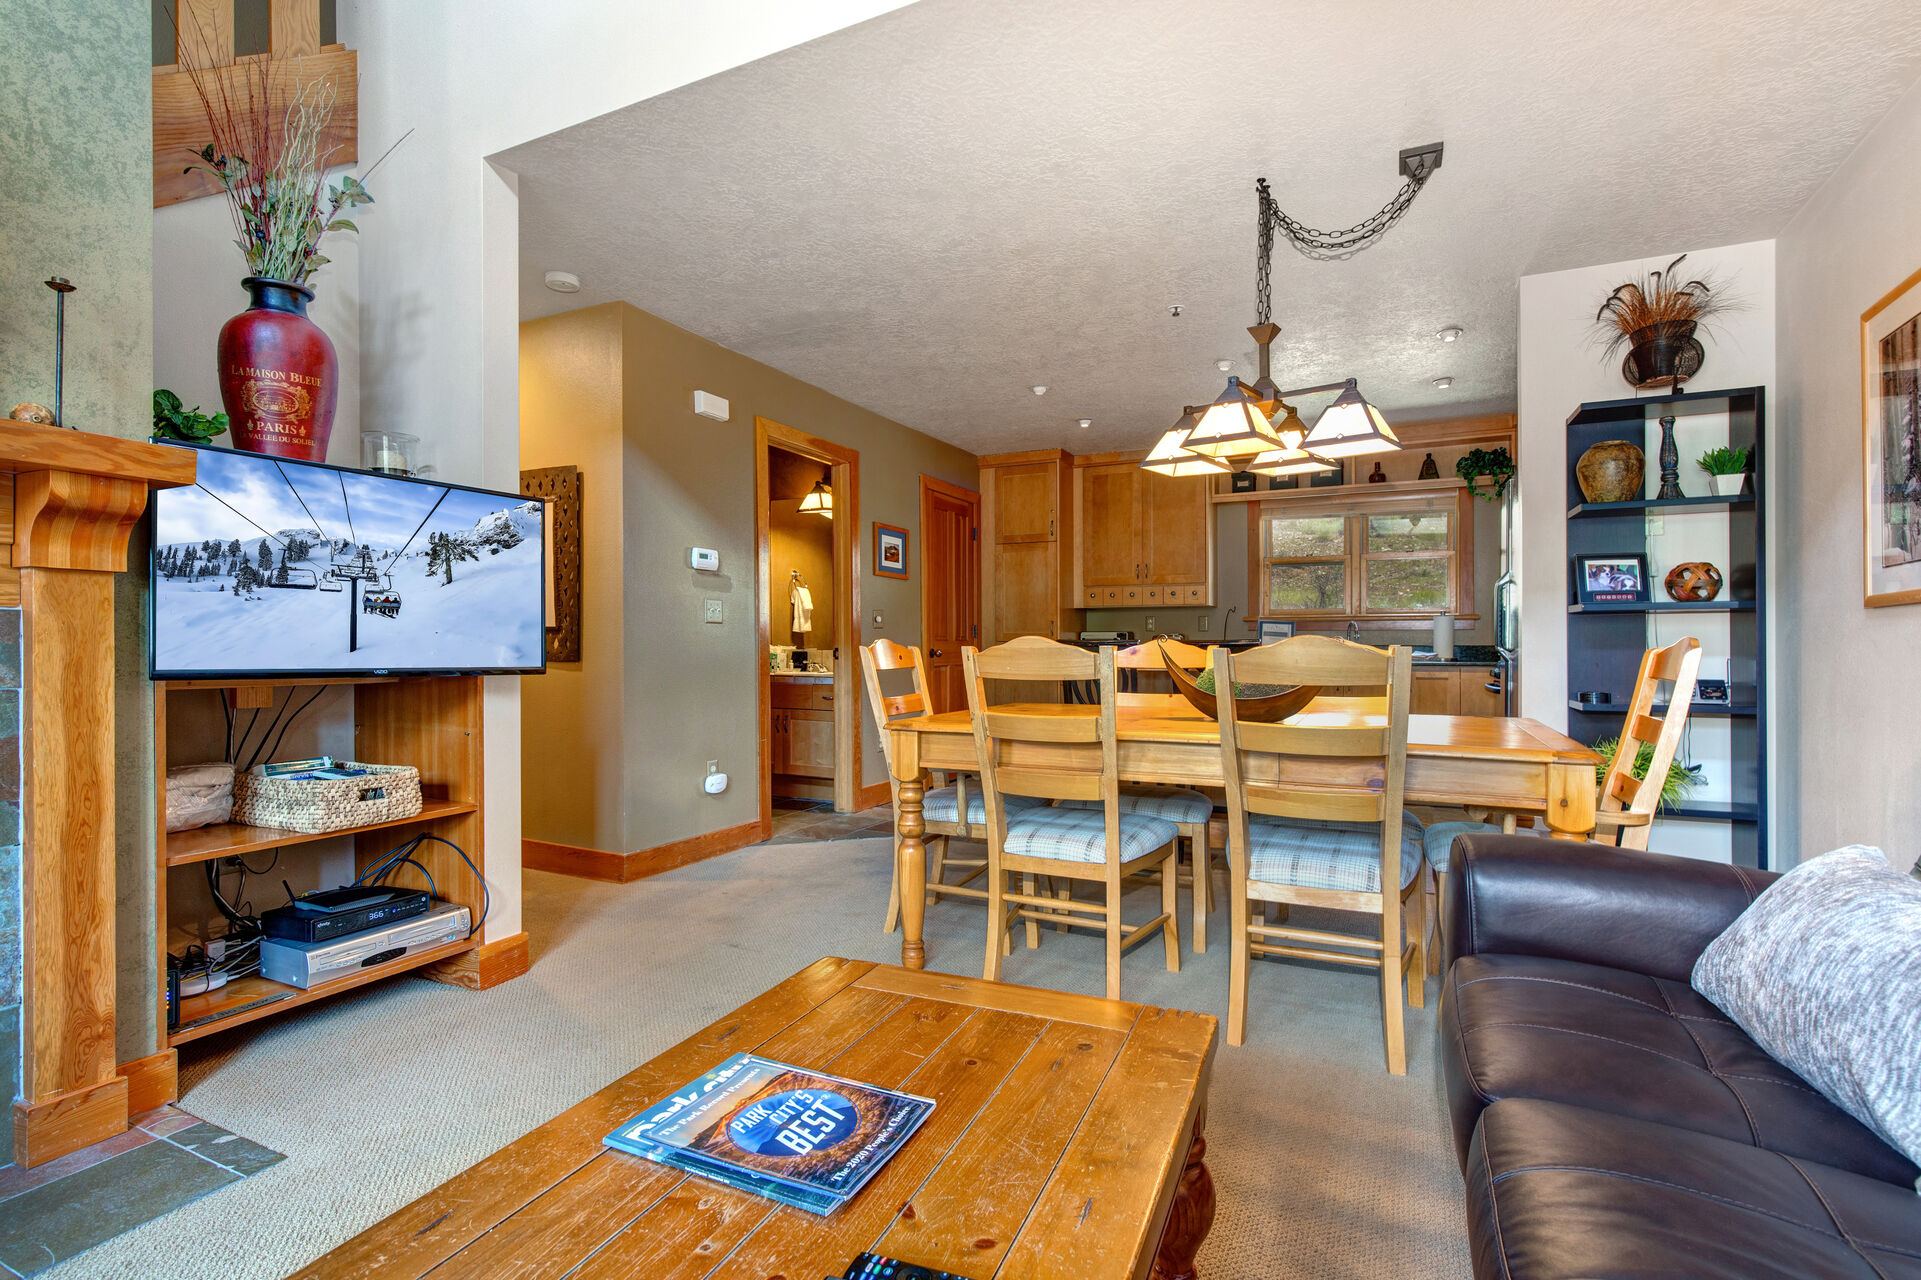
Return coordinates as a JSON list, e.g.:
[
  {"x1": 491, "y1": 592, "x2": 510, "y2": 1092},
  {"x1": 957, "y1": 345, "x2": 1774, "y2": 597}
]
[{"x1": 1249, "y1": 487, "x2": 1473, "y2": 623}]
